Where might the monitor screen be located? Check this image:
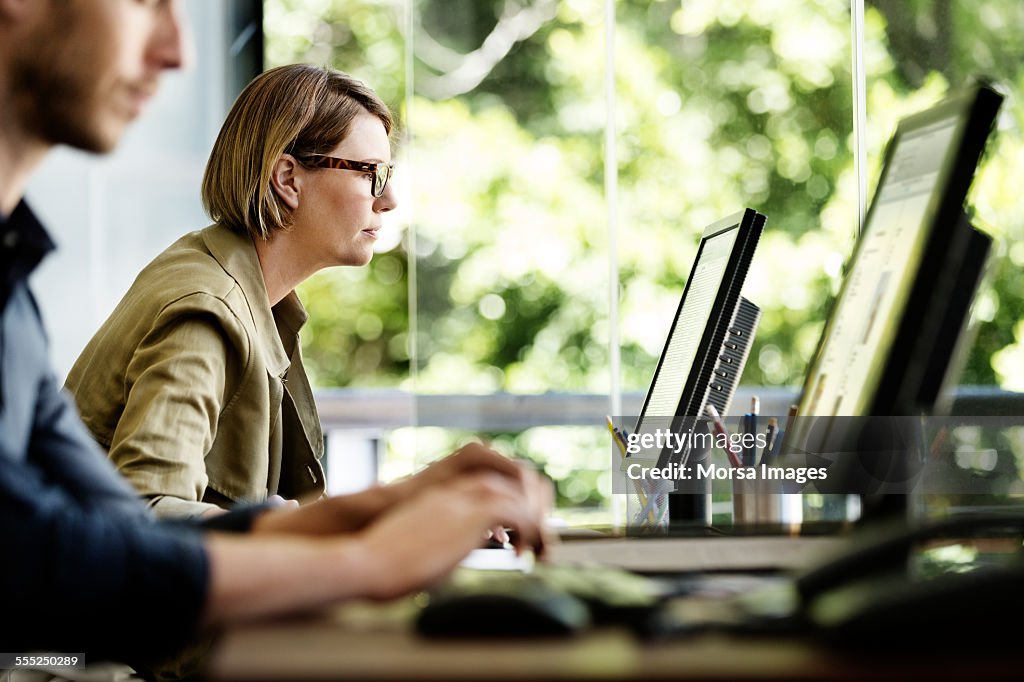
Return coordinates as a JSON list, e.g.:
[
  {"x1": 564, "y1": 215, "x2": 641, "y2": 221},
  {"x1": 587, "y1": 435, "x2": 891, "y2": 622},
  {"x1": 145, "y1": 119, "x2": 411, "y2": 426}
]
[
  {"x1": 796, "y1": 83, "x2": 1003, "y2": 419},
  {"x1": 639, "y1": 225, "x2": 738, "y2": 420},
  {"x1": 630, "y1": 208, "x2": 763, "y2": 467}
]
